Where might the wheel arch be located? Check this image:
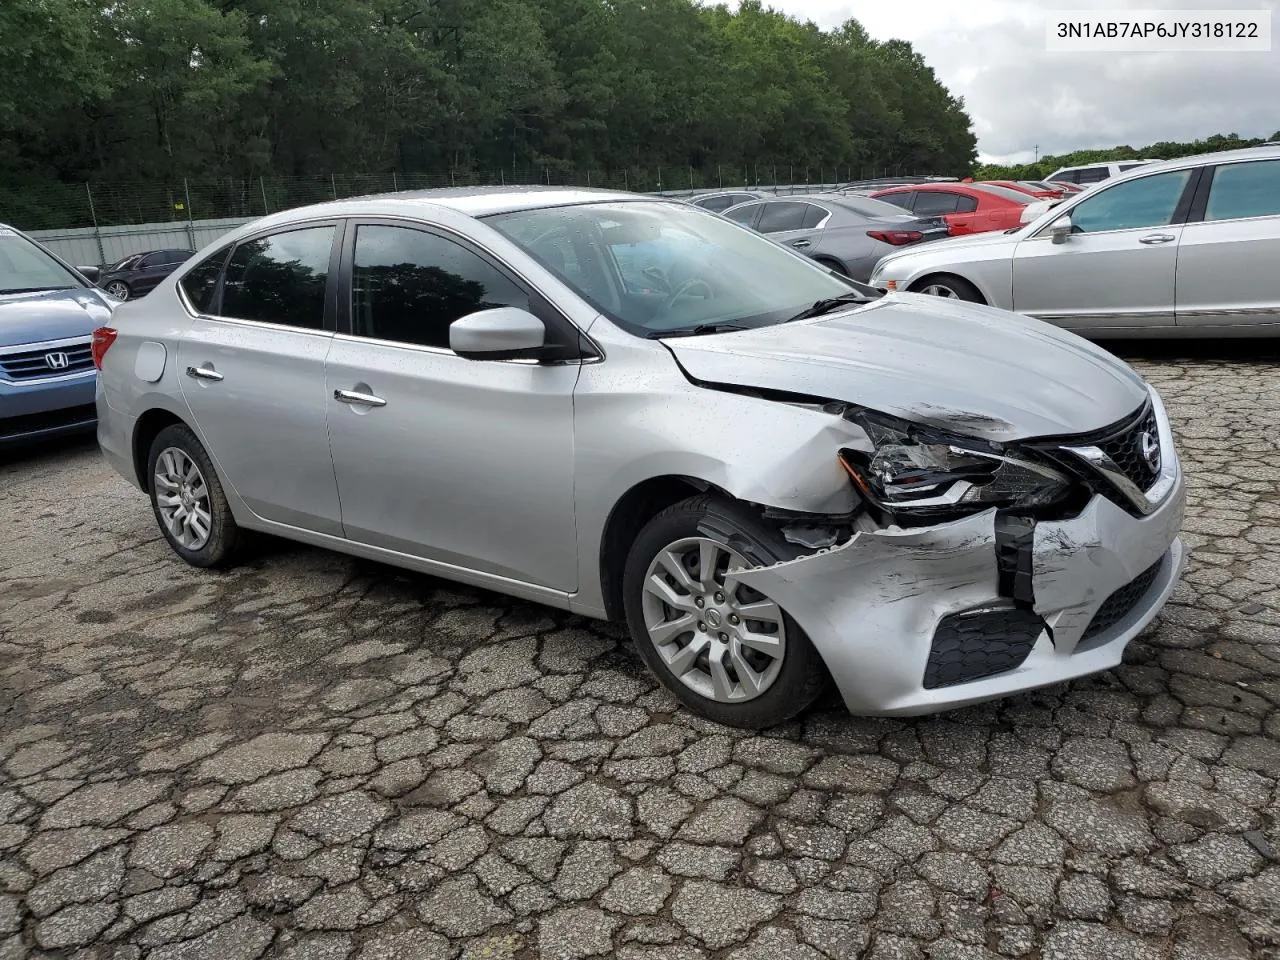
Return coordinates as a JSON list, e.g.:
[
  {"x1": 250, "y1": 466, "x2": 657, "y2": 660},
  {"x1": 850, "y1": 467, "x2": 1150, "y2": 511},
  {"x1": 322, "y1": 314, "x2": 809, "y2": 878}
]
[
  {"x1": 908, "y1": 271, "x2": 988, "y2": 304},
  {"x1": 131, "y1": 407, "x2": 190, "y2": 492}
]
